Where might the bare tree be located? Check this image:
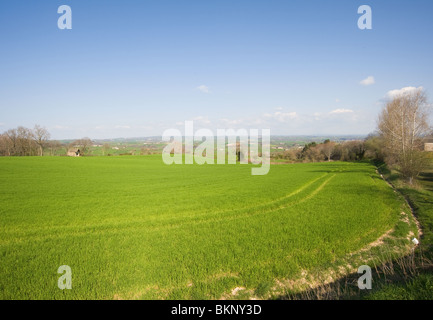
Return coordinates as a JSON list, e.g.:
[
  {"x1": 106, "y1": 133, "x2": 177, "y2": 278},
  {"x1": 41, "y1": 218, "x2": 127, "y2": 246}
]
[
  {"x1": 16, "y1": 126, "x2": 36, "y2": 156},
  {"x1": 378, "y1": 88, "x2": 432, "y2": 184},
  {"x1": 0, "y1": 134, "x2": 12, "y2": 156},
  {"x1": 1, "y1": 125, "x2": 52, "y2": 157},
  {"x1": 303, "y1": 143, "x2": 322, "y2": 162},
  {"x1": 33, "y1": 125, "x2": 51, "y2": 156},
  {"x1": 4, "y1": 129, "x2": 18, "y2": 156},
  {"x1": 320, "y1": 140, "x2": 336, "y2": 162},
  {"x1": 48, "y1": 140, "x2": 62, "y2": 156},
  {"x1": 72, "y1": 137, "x2": 92, "y2": 155}
]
